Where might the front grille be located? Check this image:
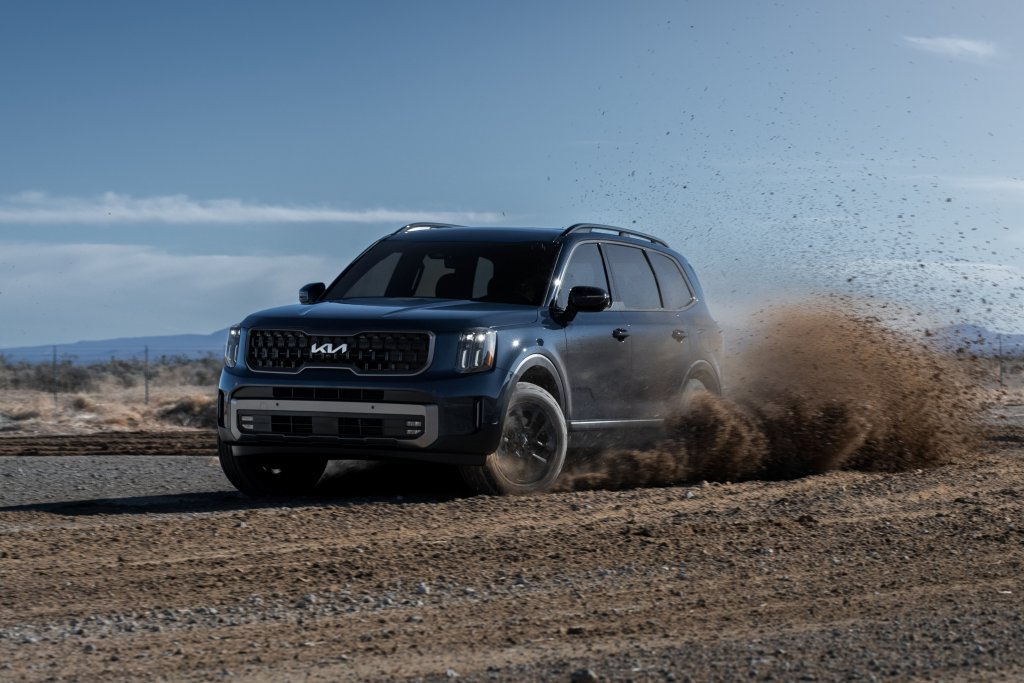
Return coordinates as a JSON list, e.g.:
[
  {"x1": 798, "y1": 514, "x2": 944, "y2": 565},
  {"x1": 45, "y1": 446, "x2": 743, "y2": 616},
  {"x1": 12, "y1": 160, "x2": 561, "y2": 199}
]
[
  {"x1": 246, "y1": 330, "x2": 431, "y2": 374},
  {"x1": 270, "y1": 387, "x2": 386, "y2": 402}
]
